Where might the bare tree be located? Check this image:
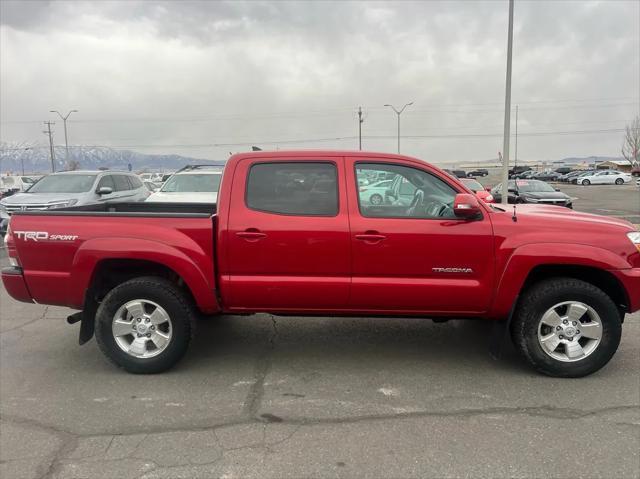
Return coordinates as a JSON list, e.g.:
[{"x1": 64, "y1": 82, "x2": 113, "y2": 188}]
[
  {"x1": 67, "y1": 159, "x2": 81, "y2": 171},
  {"x1": 621, "y1": 115, "x2": 640, "y2": 167}
]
